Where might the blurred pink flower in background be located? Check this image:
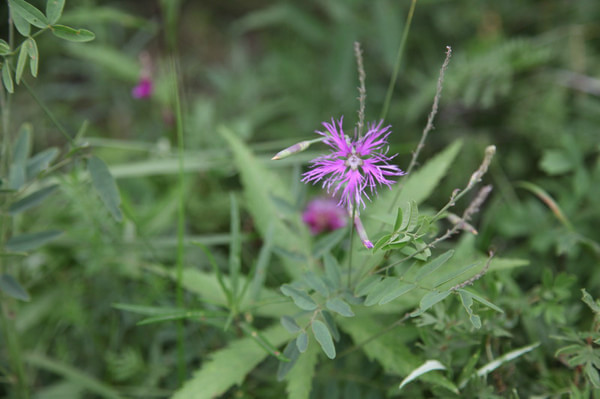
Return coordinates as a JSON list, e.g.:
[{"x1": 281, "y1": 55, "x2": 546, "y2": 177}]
[
  {"x1": 132, "y1": 51, "x2": 153, "y2": 99},
  {"x1": 132, "y1": 76, "x2": 153, "y2": 99},
  {"x1": 302, "y1": 197, "x2": 348, "y2": 235}
]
